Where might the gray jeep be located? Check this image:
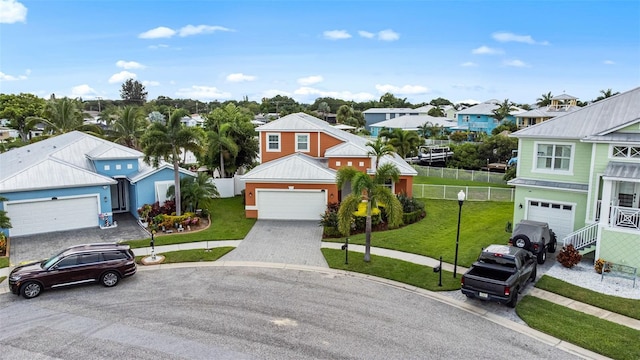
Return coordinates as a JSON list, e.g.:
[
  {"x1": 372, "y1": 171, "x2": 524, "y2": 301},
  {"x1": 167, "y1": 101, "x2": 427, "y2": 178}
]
[{"x1": 508, "y1": 220, "x2": 557, "y2": 264}]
